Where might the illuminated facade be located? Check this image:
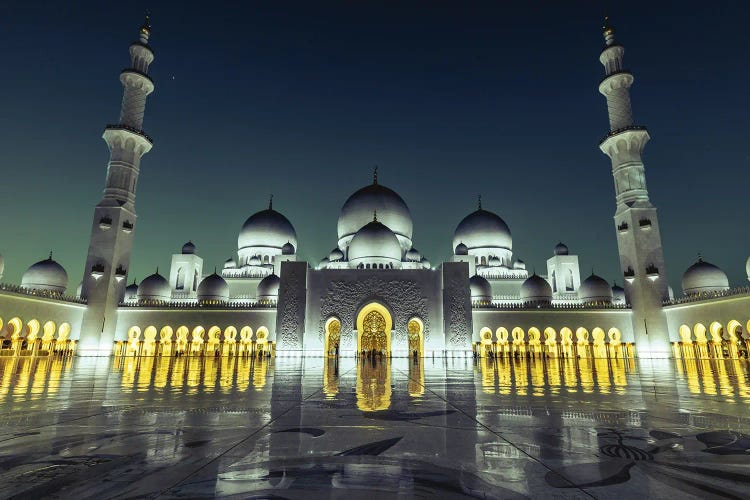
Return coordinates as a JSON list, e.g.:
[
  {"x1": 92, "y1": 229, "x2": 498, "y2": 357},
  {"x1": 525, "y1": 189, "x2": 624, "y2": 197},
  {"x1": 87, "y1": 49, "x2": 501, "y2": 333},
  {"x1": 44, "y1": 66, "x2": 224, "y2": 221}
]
[{"x1": 1, "y1": 20, "x2": 749, "y2": 361}]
